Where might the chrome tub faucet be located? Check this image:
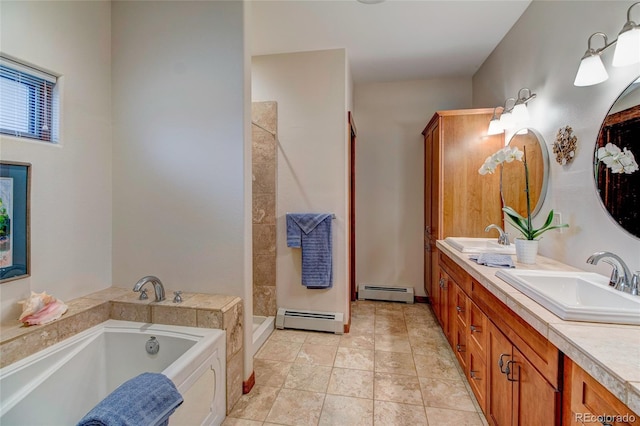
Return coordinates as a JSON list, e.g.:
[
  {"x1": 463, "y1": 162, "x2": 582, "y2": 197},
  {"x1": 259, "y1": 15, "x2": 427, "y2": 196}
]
[
  {"x1": 133, "y1": 276, "x2": 166, "y2": 302},
  {"x1": 485, "y1": 224, "x2": 510, "y2": 246},
  {"x1": 586, "y1": 251, "x2": 639, "y2": 296}
]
